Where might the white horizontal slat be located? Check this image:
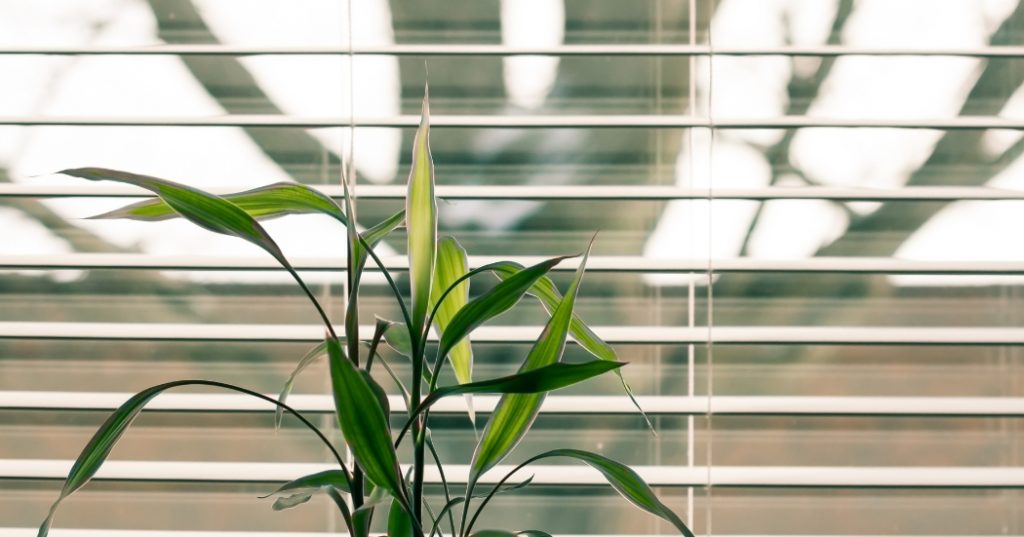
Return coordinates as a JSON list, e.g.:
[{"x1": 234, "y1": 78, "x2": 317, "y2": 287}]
[
  {"x1": 2, "y1": 322, "x2": 1024, "y2": 345},
  {"x1": 3, "y1": 115, "x2": 1024, "y2": 129},
  {"x1": 3, "y1": 459, "x2": 1021, "y2": 487},
  {"x1": 8, "y1": 253, "x2": 1024, "y2": 274},
  {"x1": 2, "y1": 392, "x2": 1022, "y2": 417},
  {"x1": 3, "y1": 44, "x2": 1024, "y2": 57},
  {"x1": 5, "y1": 183, "x2": 1024, "y2": 201},
  {"x1": 0, "y1": 533, "x2": 1010, "y2": 537}
]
